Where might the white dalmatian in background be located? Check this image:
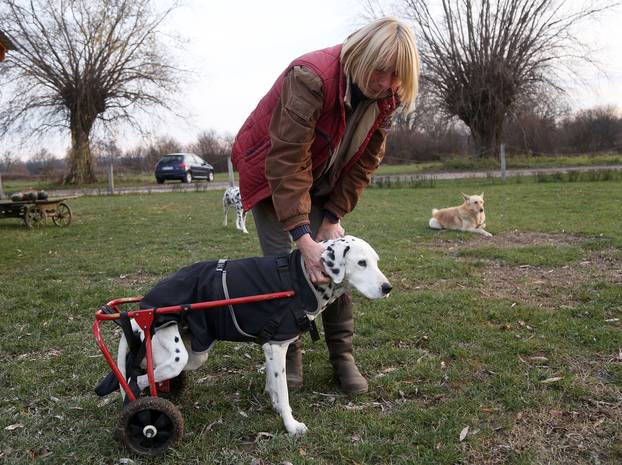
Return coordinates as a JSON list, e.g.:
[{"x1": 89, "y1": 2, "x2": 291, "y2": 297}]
[{"x1": 223, "y1": 186, "x2": 248, "y2": 234}]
